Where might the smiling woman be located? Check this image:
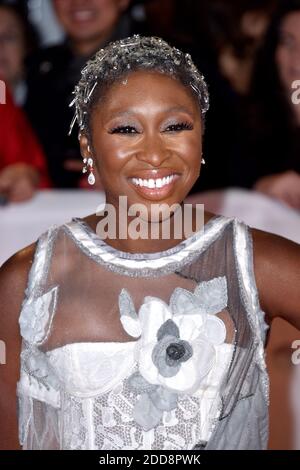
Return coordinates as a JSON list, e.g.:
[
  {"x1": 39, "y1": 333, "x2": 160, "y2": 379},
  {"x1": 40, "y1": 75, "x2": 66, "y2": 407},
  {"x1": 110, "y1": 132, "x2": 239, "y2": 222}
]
[
  {"x1": 83, "y1": 71, "x2": 203, "y2": 236},
  {"x1": 53, "y1": 0, "x2": 130, "y2": 55},
  {"x1": 71, "y1": 36, "x2": 208, "y2": 251},
  {"x1": 0, "y1": 35, "x2": 300, "y2": 451}
]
